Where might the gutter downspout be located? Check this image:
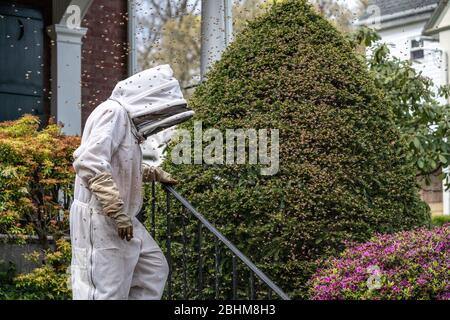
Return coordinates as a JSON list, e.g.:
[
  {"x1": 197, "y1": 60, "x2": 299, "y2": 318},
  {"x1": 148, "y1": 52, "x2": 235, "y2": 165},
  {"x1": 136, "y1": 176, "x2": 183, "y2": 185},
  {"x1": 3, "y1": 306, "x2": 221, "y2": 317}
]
[
  {"x1": 200, "y1": 0, "x2": 233, "y2": 80},
  {"x1": 128, "y1": 0, "x2": 137, "y2": 76}
]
